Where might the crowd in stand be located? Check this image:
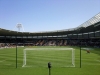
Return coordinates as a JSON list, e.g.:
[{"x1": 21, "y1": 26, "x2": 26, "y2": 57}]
[
  {"x1": 0, "y1": 43, "x2": 16, "y2": 48},
  {"x1": 40, "y1": 39, "x2": 67, "y2": 46},
  {"x1": 0, "y1": 39, "x2": 100, "y2": 48},
  {"x1": 25, "y1": 39, "x2": 67, "y2": 46},
  {"x1": 67, "y1": 39, "x2": 100, "y2": 48}
]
